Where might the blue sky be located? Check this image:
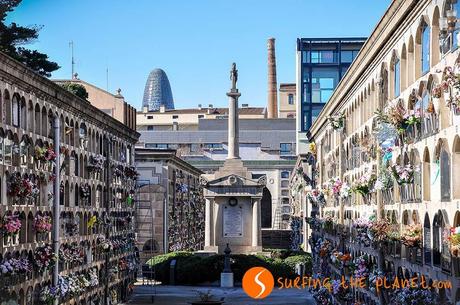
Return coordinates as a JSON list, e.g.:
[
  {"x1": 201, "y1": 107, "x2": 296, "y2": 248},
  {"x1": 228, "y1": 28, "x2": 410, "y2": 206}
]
[{"x1": 7, "y1": 0, "x2": 390, "y2": 110}]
